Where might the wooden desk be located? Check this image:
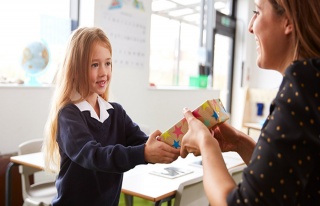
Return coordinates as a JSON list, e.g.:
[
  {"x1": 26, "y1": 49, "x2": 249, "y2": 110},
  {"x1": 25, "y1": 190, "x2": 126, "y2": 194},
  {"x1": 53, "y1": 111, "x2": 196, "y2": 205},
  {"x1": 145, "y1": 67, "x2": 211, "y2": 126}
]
[
  {"x1": 123, "y1": 153, "x2": 244, "y2": 206},
  {"x1": 5, "y1": 153, "x2": 202, "y2": 206},
  {"x1": 10, "y1": 152, "x2": 44, "y2": 170},
  {"x1": 122, "y1": 156, "x2": 204, "y2": 206},
  {"x1": 5, "y1": 152, "x2": 44, "y2": 206},
  {"x1": 6, "y1": 152, "x2": 244, "y2": 206}
]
